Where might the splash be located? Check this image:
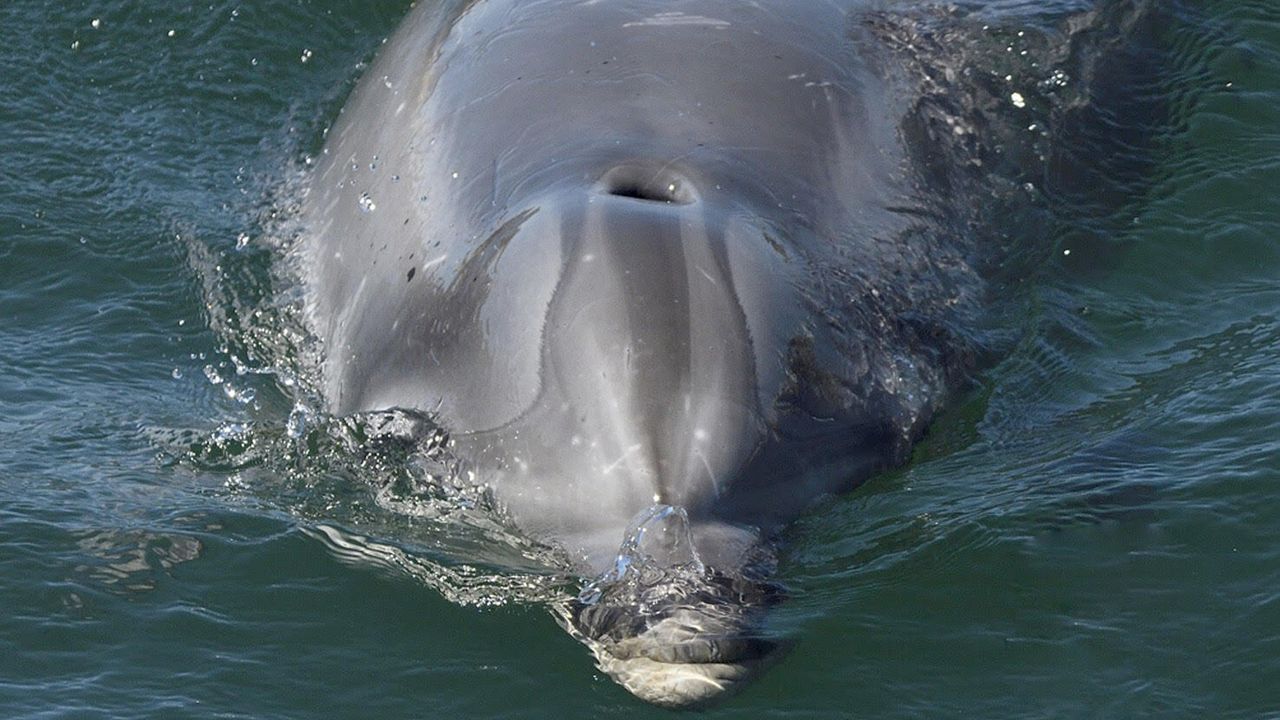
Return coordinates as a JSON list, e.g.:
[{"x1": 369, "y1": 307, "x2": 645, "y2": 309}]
[
  {"x1": 160, "y1": 157, "x2": 567, "y2": 602},
  {"x1": 577, "y1": 504, "x2": 706, "y2": 608}
]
